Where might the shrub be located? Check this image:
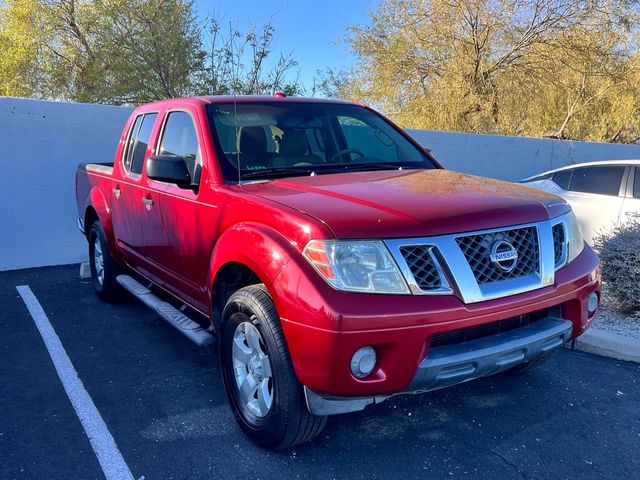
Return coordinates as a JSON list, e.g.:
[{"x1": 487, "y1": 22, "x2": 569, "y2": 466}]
[{"x1": 593, "y1": 220, "x2": 640, "y2": 314}]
